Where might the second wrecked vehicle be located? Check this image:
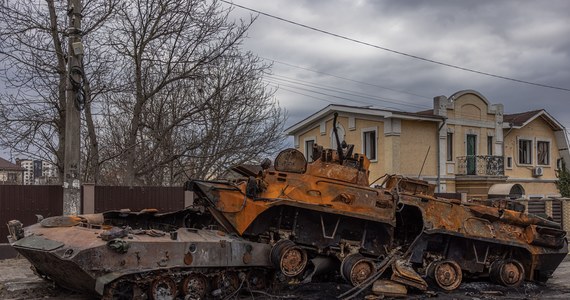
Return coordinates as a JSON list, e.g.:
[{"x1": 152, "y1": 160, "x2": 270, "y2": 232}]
[
  {"x1": 7, "y1": 114, "x2": 568, "y2": 298},
  {"x1": 187, "y1": 113, "x2": 567, "y2": 293}
]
